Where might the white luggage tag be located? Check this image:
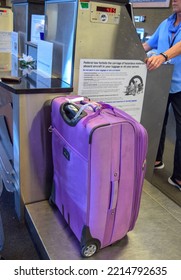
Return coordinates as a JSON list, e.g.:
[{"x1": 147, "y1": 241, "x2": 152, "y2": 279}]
[{"x1": 65, "y1": 97, "x2": 84, "y2": 103}]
